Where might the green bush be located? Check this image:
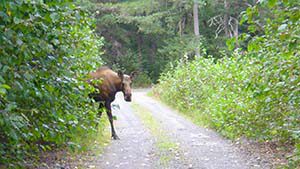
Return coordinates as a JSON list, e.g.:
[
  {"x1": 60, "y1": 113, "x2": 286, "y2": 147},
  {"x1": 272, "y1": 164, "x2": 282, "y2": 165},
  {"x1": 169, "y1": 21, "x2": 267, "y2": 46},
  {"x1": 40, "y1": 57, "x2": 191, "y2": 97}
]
[
  {"x1": 0, "y1": 0, "x2": 103, "y2": 166},
  {"x1": 154, "y1": 0, "x2": 299, "y2": 165},
  {"x1": 155, "y1": 53, "x2": 299, "y2": 141},
  {"x1": 132, "y1": 72, "x2": 152, "y2": 88}
]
